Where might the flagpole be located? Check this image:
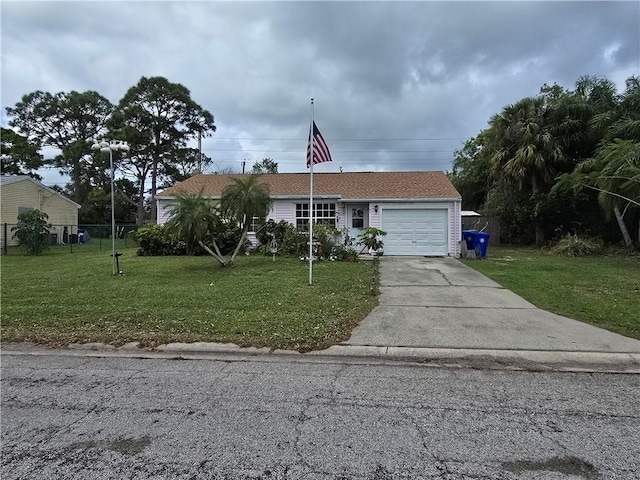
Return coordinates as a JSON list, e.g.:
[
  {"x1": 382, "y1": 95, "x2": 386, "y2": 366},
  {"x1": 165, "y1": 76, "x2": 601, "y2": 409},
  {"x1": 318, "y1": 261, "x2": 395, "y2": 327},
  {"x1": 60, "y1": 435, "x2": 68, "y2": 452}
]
[{"x1": 309, "y1": 98, "x2": 314, "y2": 286}]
